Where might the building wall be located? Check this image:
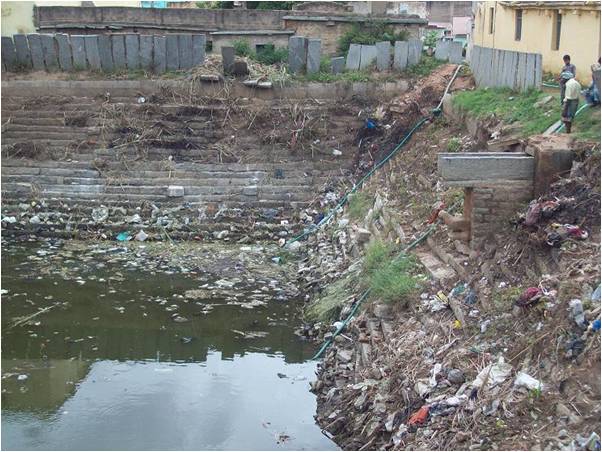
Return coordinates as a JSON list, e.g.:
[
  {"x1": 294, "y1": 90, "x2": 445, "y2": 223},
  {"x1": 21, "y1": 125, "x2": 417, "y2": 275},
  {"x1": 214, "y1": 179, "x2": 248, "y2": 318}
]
[
  {"x1": 473, "y1": 1, "x2": 601, "y2": 83},
  {"x1": 284, "y1": 18, "x2": 421, "y2": 55},
  {"x1": 428, "y1": 1, "x2": 473, "y2": 23},
  {"x1": 1, "y1": 1, "x2": 141, "y2": 36}
]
